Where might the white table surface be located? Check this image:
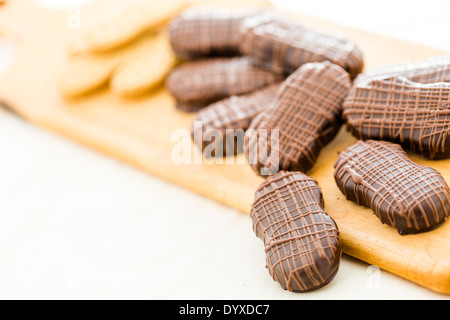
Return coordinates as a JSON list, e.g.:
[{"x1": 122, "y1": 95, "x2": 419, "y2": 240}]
[{"x1": 0, "y1": 0, "x2": 449, "y2": 300}]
